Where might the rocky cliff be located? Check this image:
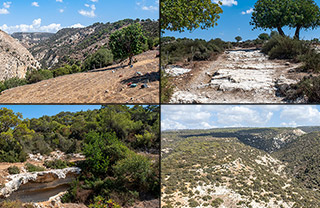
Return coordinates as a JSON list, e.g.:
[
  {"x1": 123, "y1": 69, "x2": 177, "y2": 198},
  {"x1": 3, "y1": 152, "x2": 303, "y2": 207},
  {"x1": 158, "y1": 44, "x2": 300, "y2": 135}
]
[
  {"x1": 11, "y1": 32, "x2": 54, "y2": 48},
  {"x1": 0, "y1": 30, "x2": 40, "y2": 81}
]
